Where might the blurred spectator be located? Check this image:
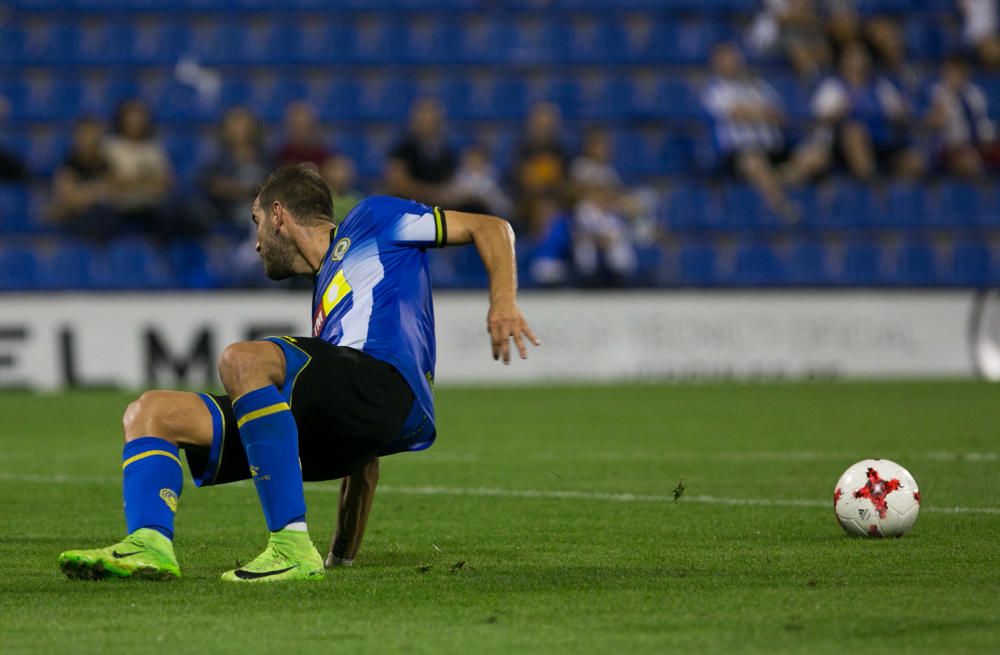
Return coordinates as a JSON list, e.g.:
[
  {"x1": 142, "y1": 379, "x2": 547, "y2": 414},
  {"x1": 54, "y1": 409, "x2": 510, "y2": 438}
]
[
  {"x1": 50, "y1": 118, "x2": 116, "y2": 239},
  {"x1": 0, "y1": 95, "x2": 28, "y2": 181},
  {"x1": 570, "y1": 129, "x2": 622, "y2": 190},
  {"x1": 825, "y1": 0, "x2": 863, "y2": 61},
  {"x1": 450, "y1": 144, "x2": 512, "y2": 218},
  {"x1": 747, "y1": 0, "x2": 831, "y2": 80},
  {"x1": 527, "y1": 194, "x2": 574, "y2": 286},
  {"x1": 384, "y1": 97, "x2": 458, "y2": 206},
  {"x1": 273, "y1": 102, "x2": 331, "y2": 168},
  {"x1": 864, "y1": 15, "x2": 919, "y2": 93},
  {"x1": 510, "y1": 102, "x2": 570, "y2": 203},
  {"x1": 571, "y1": 172, "x2": 638, "y2": 287},
  {"x1": 806, "y1": 43, "x2": 924, "y2": 180},
  {"x1": 104, "y1": 98, "x2": 176, "y2": 235},
  {"x1": 701, "y1": 43, "x2": 799, "y2": 218},
  {"x1": 926, "y1": 55, "x2": 997, "y2": 177},
  {"x1": 200, "y1": 107, "x2": 269, "y2": 227},
  {"x1": 320, "y1": 154, "x2": 364, "y2": 224},
  {"x1": 959, "y1": 0, "x2": 1000, "y2": 69}
]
